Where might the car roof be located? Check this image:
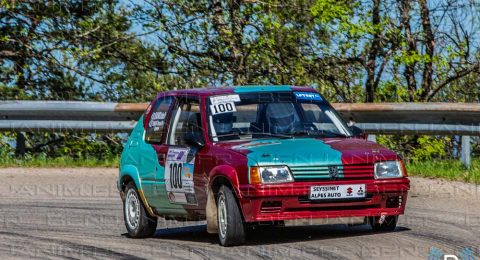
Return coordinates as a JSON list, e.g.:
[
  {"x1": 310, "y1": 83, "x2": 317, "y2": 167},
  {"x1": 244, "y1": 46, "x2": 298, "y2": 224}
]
[{"x1": 160, "y1": 85, "x2": 317, "y2": 97}]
